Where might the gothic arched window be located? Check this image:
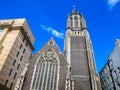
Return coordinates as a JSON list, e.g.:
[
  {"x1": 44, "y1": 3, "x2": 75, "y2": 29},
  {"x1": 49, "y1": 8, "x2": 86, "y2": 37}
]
[
  {"x1": 74, "y1": 16, "x2": 78, "y2": 27},
  {"x1": 31, "y1": 49, "x2": 59, "y2": 90}
]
